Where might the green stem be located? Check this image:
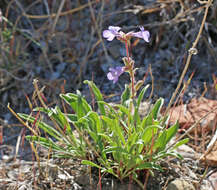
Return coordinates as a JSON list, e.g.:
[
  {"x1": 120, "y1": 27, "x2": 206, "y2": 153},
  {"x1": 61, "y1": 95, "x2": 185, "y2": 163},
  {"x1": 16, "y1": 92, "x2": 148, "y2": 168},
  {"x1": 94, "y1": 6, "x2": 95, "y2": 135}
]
[
  {"x1": 125, "y1": 41, "x2": 135, "y2": 99},
  {"x1": 125, "y1": 40, "x2": 130, "y2": 62}
]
